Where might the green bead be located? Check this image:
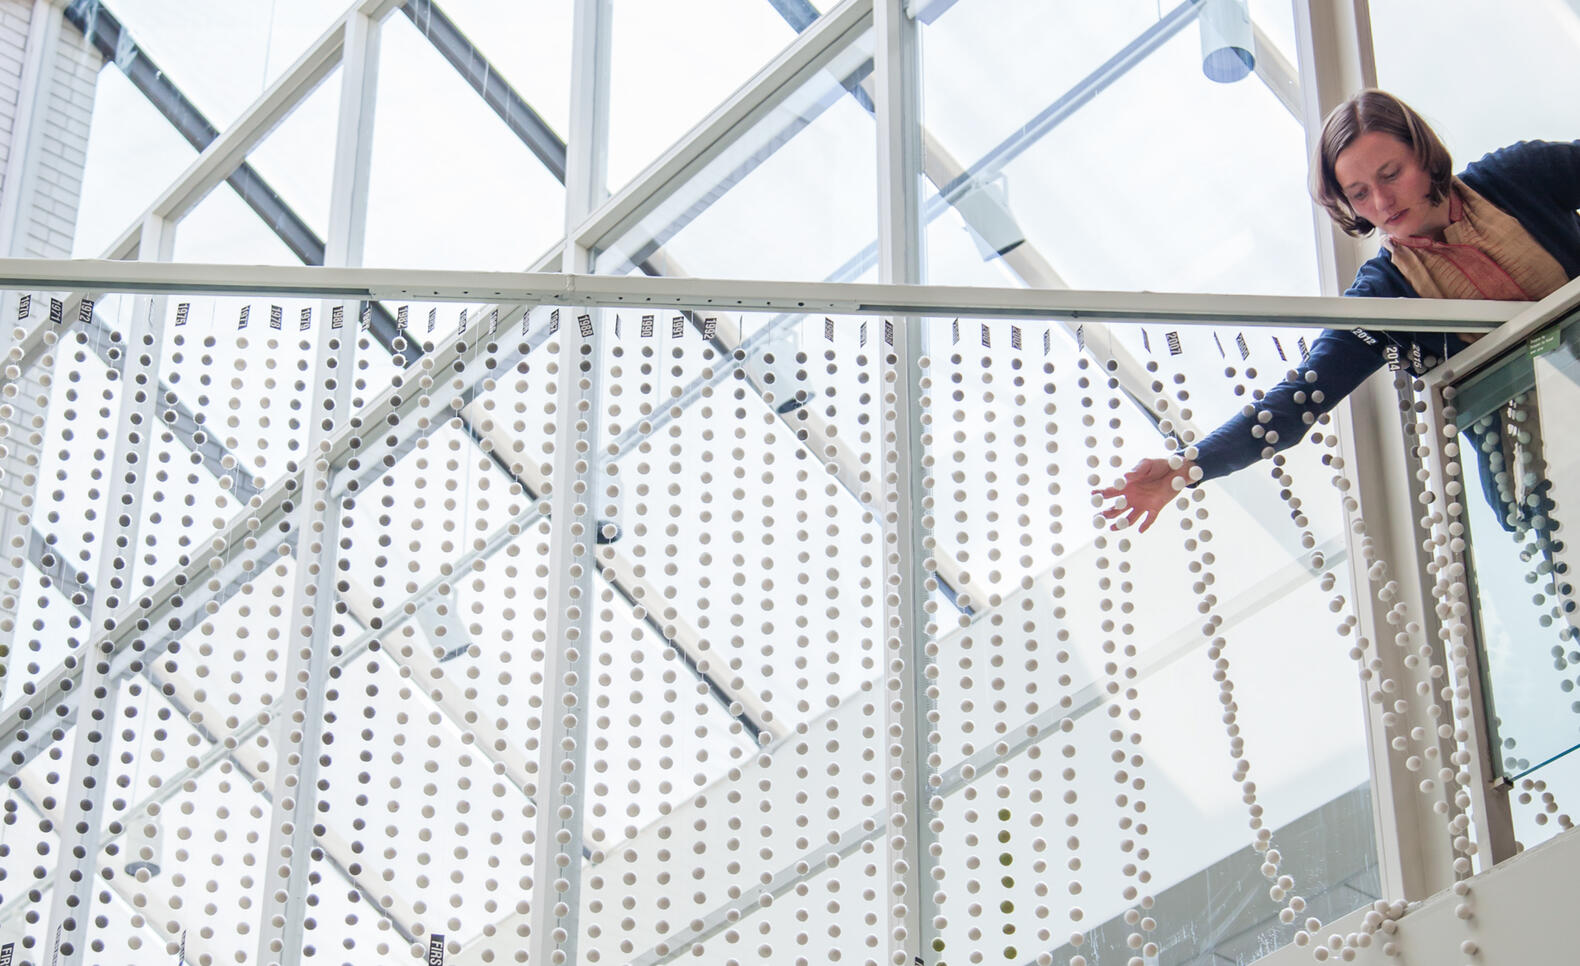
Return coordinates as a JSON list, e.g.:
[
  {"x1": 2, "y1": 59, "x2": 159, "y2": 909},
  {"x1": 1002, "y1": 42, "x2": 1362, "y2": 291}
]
[
  {"x1": 933, "y1": 938, "x2": 946, "y2": 952},
  {"x1": 998, "y1": 808, "x2": 1011, "y2": 821},
  {"x1": 998, "y1": 852, "x2": 1012, "y2": 866},
  {"x1": 997, "y1": 830, "x2": 1011, "y2": 843},
  {"x1": 1000, "y1": 900, "x2": 1014, "y2": 914},
  {"x1": 1003, "y1": 947, "x2": 1017, "y2": 960}
]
